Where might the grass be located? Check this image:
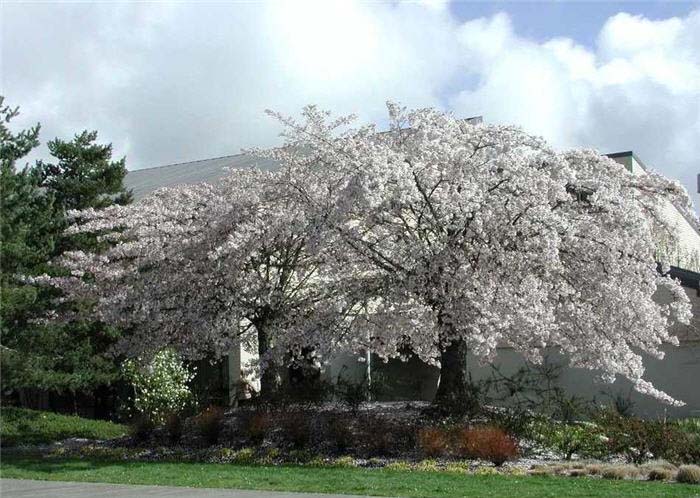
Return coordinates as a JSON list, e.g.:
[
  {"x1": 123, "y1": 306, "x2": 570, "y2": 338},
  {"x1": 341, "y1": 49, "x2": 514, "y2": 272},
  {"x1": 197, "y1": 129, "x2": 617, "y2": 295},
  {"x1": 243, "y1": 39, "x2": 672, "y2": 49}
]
[
  {"x1": 0, "y1": 407, "x2": 127, "y2": 446},
  {"x1": 2, "y1": 457, "x2": 699, "y2": 498}
]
